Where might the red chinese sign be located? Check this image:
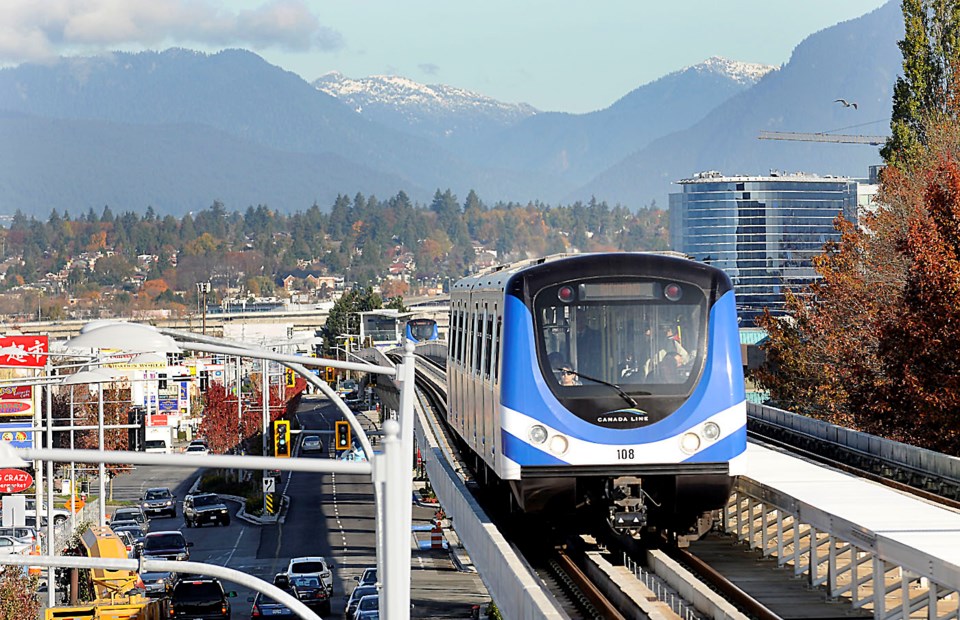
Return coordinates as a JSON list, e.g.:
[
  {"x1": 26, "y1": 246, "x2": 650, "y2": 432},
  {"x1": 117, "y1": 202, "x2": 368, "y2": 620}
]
[
  {"x1": 0, "y1": 468, "x2": 33, "y2": 493},
  {"x1": 0, "y1": 335, "x2": 49, "y2": 368},
  {"x1": 0, "y1": 385, "x2": 32, "y2": 400}
]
